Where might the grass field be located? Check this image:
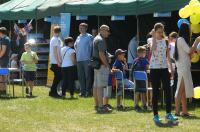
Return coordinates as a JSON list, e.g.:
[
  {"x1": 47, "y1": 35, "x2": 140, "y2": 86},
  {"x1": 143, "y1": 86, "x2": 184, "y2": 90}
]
[{"x1": 0, "y1": 86, "x2": 200, "y2": 132}]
